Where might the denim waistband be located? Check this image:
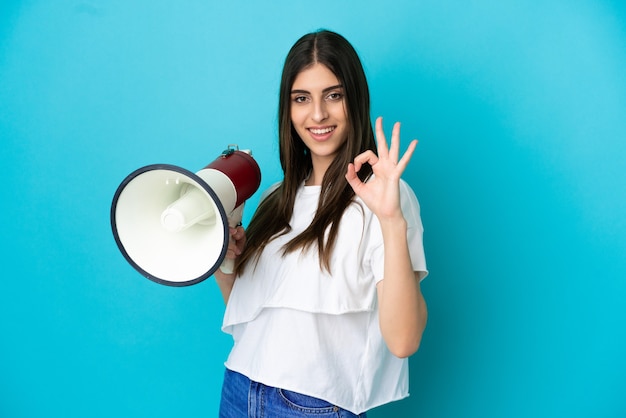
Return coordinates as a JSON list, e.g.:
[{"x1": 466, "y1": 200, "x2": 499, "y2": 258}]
[{"x1": 219, "y1": 368, "x2": 366, "y2": 418}]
